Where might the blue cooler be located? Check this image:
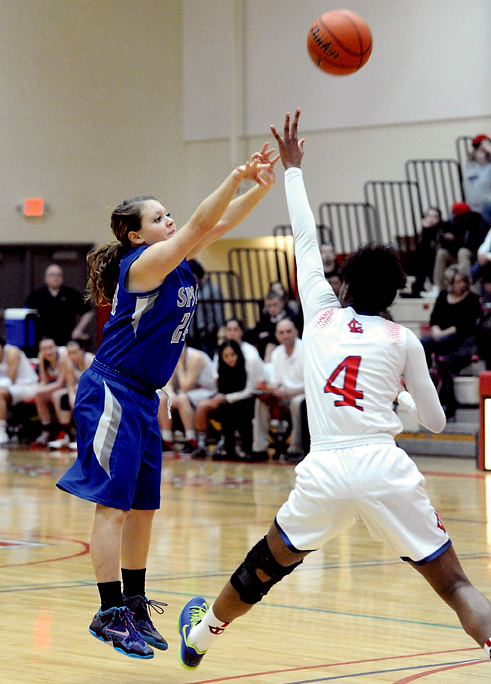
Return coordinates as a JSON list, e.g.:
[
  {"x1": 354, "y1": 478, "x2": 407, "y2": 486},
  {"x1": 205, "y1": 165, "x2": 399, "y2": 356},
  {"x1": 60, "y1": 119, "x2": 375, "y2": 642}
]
[{"x1": 5, "y1": 308, "x2": 38, "y2": 353}]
